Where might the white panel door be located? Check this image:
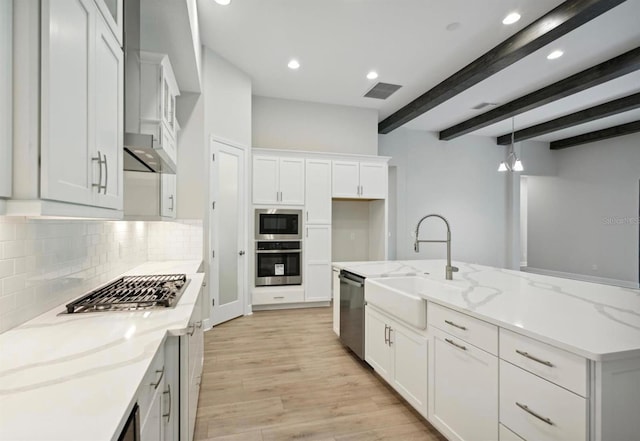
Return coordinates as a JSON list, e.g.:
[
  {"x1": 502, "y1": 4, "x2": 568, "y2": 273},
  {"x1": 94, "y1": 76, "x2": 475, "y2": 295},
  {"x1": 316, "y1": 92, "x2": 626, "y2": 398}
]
[
  {"x1": 428, "y1": 326, "x2": 498, "y2": 441},
  {"x1": 41, "y1": 0, "x2": 96, "y2": 206},
  {"x1": 392, "y1": 322, "x2": 428, "y2": 417},
  {"x1": 211, "y1": 140, "x2": 246, "y2": 325},
  {"x1": 252, "y1": 155, "x2": 278, "y2": 204},
  {"x1": 279, "y1": 157, "x2": 305, "y2": 205},
  {"x1": 359, "y1": 162, "x2": 387, "y2": 199},
  {"x1": 365, "y1": 306, "x2": 393, "y2": 381},
  {"x1": 332, "y1": 161, "x2": 359, "y2": 198},
  {"x1": 305, "y1": 225, "x2": 331, "y2": 302},
  {"x1": 161, "y1": 174, "x2": 176, "y2": 218},
  {"x1": 305, "y1": 159, "x2": 332, "y2": 224},
  {"x1": 0, "y1": 0, "x2": 11, "y2": 198},
  {"x1": 94, "y1": 13, "x2": 123, "y2": 209}
]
